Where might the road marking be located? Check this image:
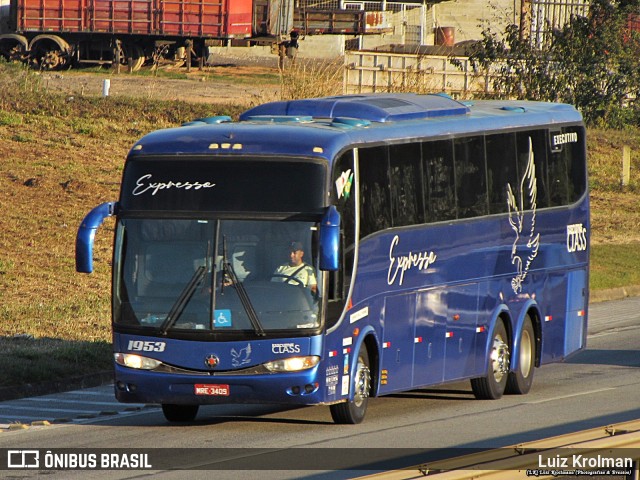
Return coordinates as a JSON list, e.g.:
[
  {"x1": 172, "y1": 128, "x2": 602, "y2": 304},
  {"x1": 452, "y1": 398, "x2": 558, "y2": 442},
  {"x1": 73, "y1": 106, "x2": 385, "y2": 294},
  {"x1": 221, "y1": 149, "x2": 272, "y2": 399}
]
[
  {"x1": 0, "y1": 405, "x2": 98, "y2": 414},
  {"x1": 526, "y1": 387, "x2": 616, "y2": 404},
  {"x1": 22, "y1": 398, "x2": 124, "y2": 407}
]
